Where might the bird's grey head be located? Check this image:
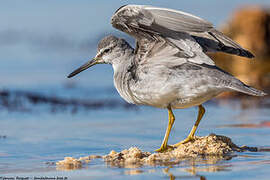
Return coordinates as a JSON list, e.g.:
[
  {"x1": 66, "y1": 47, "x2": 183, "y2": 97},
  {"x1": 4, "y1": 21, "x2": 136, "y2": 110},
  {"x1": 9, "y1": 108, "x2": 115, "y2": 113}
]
[
  {"x1": 67, "y1": 35, "x2": 133, "y2": 78},
  {"x1": 96, "y1": 35, "x2": 131, "y2": 64}
]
